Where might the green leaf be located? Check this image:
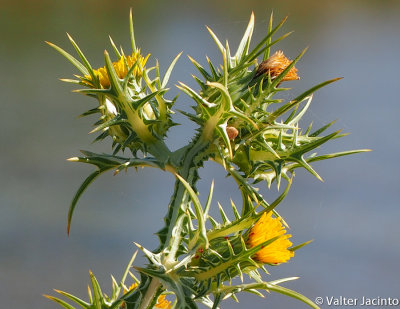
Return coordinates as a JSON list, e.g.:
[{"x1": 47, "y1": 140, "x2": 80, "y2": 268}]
[
  {"x1": 263, "y1": 12, "x2": 274, "y2": 60},
  {"x1": 245, "y1": 15, "x2": 288, "y2": 64},
  {"x1": 53, "y1": 290, "x2": 90, "y2": 308},
  {"x1": 298, "y1": 77, "x2": 343, "y2": 103},
  {"x1": 309, "y1": 120, "x2": 337, "y2": 137},
  {"x1": 212, "y1": 293, "x2": 222, "y2": 309},
  {"x1": 206, "y1": 56, "x2": 219, "y2": 80},
  {"x1": 269, "y1": 78, "x2": 342, "y2": 122},
  {"x1": 67, "y1": 33, "x2": 95, "y2": 81},
  {"x1": 203, "y1": 181, "x2": 214, "y2": 218},
  {"x1": 188, "y1": 56, "x2": 212, "y2": 81},
  {"x1": 129, "y1": 9, "x2": 136, "y2": 52},
  {"x1": 216, "y1": 124, "x2": 233, "y2": 159},
  {"x1": 46, "y1": 41, "x2": 88, "y2": 76},
  {"x1": 235, "y1": 12, "x2": 255, "y2": 62},
  {"x1": 89, "y1": 271, "x2": 104, "y2": 309},
  {"x1": 122, "y1": 60, "x2": 140, "y2": 91},
  {"x1": 132, "y1": 91, "x2": 162, "y2": 110},
  {"x1": 120, "y1": 251, "x2": 138, "y2": 288},
  {"x1": 162, "y1": 52, "x2": 182, "y2": 88},
  {"x1": 206, "y1": 26, "x2": 225, "y2": 57},
  {"x1": 104, "y1": 50, "x2": 123, "y2": 94},
  {"x1": 44, "y1": 294, "x2": 78, "y2": 309},
  {"x1": 67, "y1": 168, "x2": 110, "y2": 235},
  {"x1": 286, "y1": 95, "x2": 313, "y2": 126},
  {"x1": 89, "y1": 115, "x2": 127, "y2": 134},
  {"x1": 290, "y1": 240, "x2": 313, "y2": 252},
  {"x1": 78, "y1": 107, "x2": 101, "y2": 118},
  {"x1": 109, "y1": 35, "x2": 122, "y2": 58},
  {"x1": 265, "y1": 283, "x2": 320, "y2": 309},
  {"x1": 175, "y1": 174, "x2": 209, "y2": 250},
  {"x1": 247, "y1": 31, "x2": 293, "y2": 65}
]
